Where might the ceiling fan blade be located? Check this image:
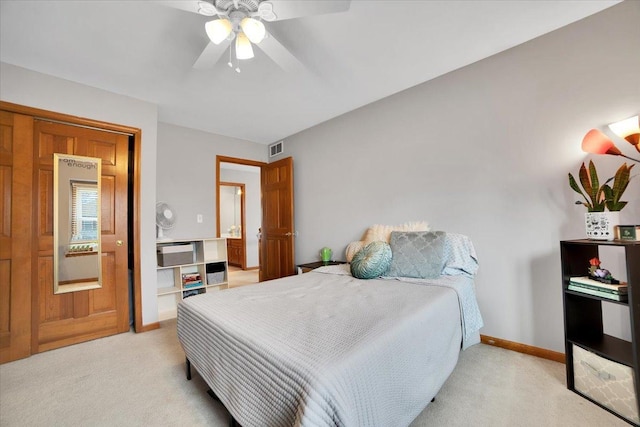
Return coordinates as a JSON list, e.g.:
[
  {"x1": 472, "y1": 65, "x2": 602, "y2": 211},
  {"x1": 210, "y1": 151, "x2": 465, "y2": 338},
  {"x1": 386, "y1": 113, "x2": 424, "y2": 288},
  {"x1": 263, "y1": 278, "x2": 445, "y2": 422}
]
[
  {"x1": 193, "y1": 41, "x2": 229, "y2": 69},
  {"x1": 156, "y1": 1, "x2": 201, "y2": 14},
  {"x1": 266, "y1": 0, "x2": 351, "y2": 21},
  {"x1": 258, "y1": 34, "x2": 305, "y2": 74}
]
